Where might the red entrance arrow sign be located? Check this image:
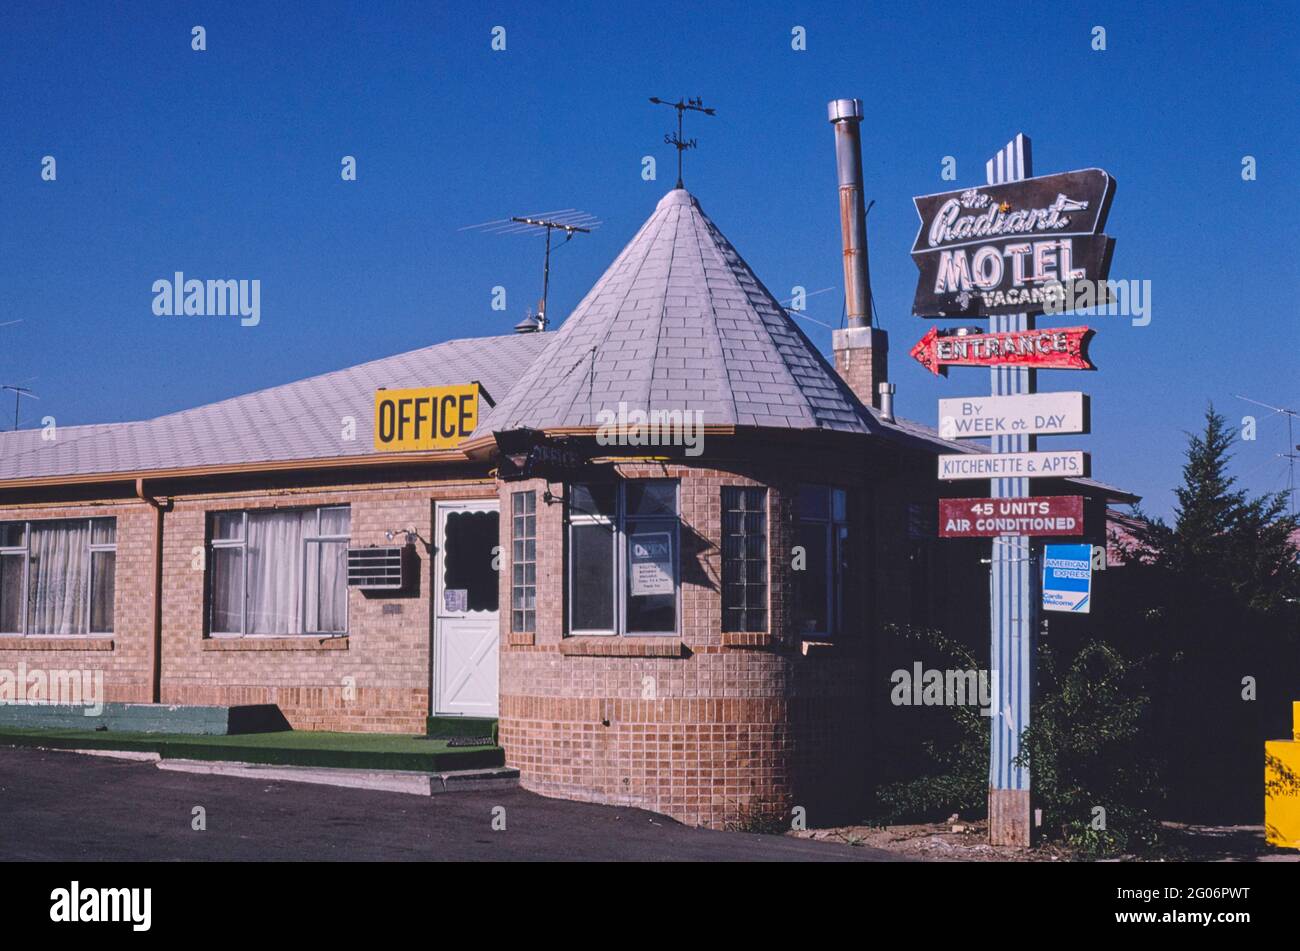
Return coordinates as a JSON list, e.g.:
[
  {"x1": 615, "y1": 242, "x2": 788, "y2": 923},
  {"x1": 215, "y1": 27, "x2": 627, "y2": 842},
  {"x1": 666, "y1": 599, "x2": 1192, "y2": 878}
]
[{"x1": 910, "y1": 326, "x2": 1096, "y2": 376}]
